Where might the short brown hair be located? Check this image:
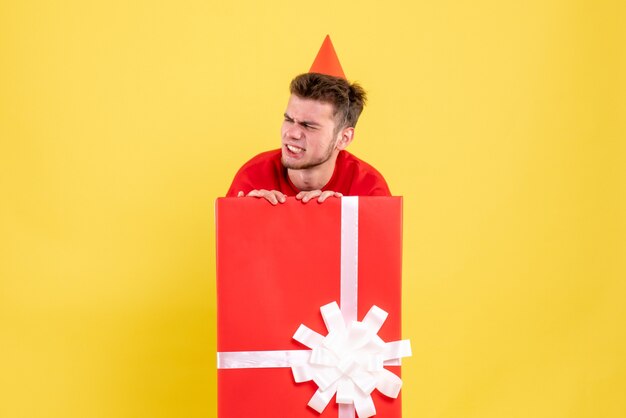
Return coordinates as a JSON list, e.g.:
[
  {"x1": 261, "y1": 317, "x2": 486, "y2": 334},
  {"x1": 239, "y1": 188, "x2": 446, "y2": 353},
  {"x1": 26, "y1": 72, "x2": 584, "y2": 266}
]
[{"x1": 289, "y1": 73, "x2": 367, "y2": 129}]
